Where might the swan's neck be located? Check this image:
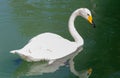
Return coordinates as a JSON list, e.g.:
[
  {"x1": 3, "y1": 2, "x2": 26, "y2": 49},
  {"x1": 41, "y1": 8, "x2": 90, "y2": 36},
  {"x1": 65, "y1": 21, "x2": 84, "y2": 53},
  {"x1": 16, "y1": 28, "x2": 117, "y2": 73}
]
[{"x1": 68, "y1": 10, "x2": 84, "y2": 46}]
